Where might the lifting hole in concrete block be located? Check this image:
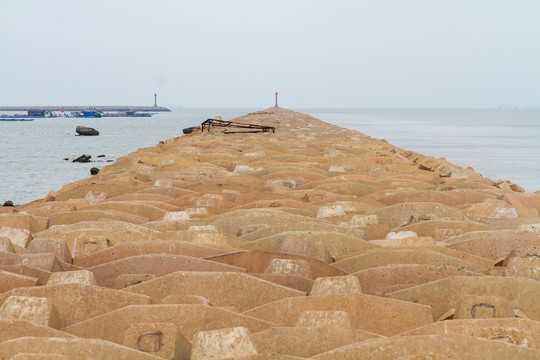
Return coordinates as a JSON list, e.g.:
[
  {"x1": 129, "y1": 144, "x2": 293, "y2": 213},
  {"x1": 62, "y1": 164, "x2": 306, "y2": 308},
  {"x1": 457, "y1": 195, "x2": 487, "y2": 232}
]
[
  {"x1": 124, "y1": 322, "x2": 191, "y2": 360},
  {"x1": 472, "y1": 303, "x2": 497, "y2": 319},
  {"x1": 137, "y1": 332, "x2": 163, "y2": 352},
  {"x1": 454, "y1": 295, "x2": 515, "y2": 320}
]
